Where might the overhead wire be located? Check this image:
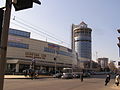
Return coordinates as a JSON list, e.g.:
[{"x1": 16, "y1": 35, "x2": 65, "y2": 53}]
[
  {"x1": 10, "y1": 21, "x2": 64, "y2": 45},
  {"x1": 11, "y1": 16, "x2": 70, "y2": 47},
  {"x1": 12, "y1": 17, "x2": 69, "y2": 45}
]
